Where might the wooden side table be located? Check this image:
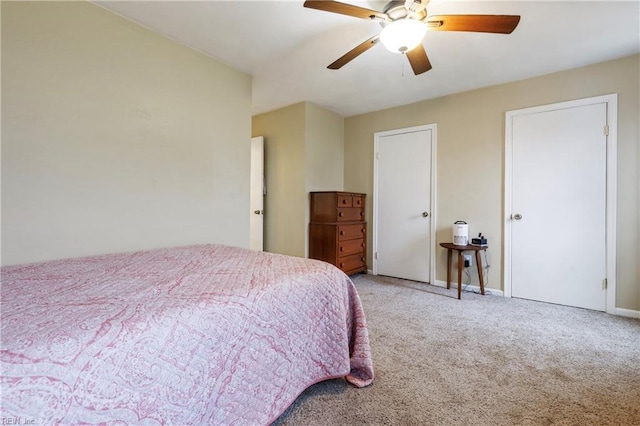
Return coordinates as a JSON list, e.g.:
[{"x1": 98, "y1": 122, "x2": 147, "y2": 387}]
[{"x1": 440, "y1": 243, "x2": 488, "y2": 300}]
